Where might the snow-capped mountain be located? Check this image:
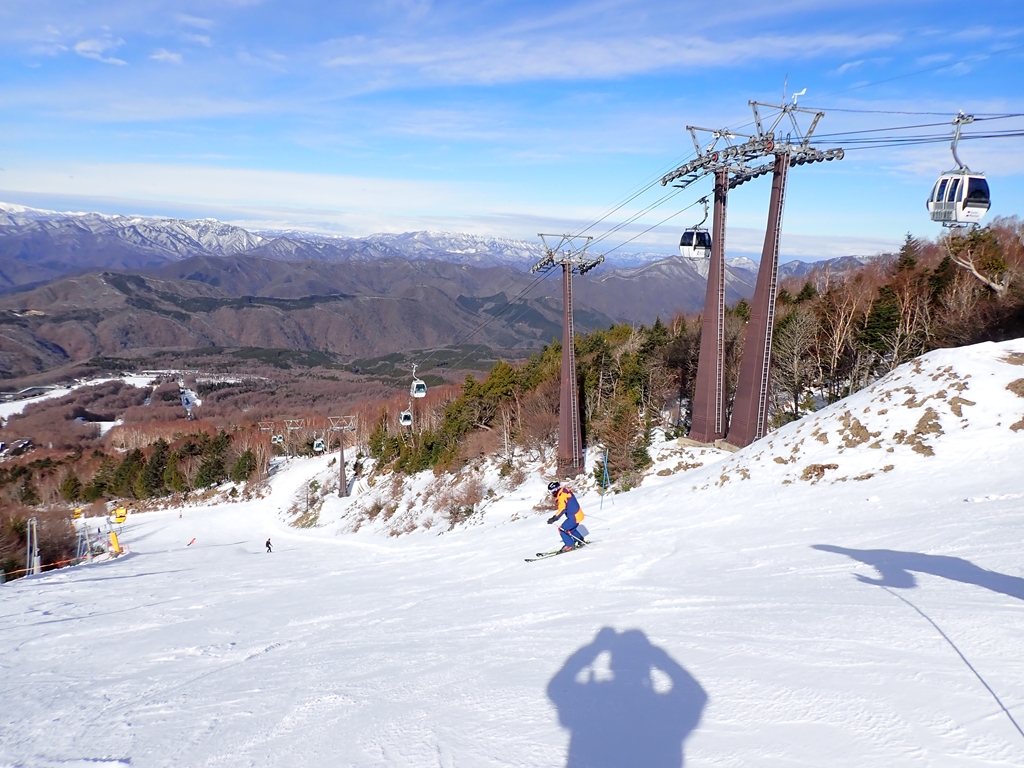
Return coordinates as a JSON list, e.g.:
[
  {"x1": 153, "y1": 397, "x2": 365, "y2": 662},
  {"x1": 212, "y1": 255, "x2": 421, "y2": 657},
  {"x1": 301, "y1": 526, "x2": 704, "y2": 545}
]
[
  {"x1": 0, "y1": 202, "x2": 687, "y2": 289},
  {"x1": 779, "y1": 254, "x2": 873, "y2": 279},
  {"x1": 0, "y1": 201, "x2": 871, "y2": 294},
  {"x1": 0, "y1": 202, "x2": 265, "y2": 259},
  {"x1": 246, "y1": 229, "x2": 553, "y2": 268}
]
